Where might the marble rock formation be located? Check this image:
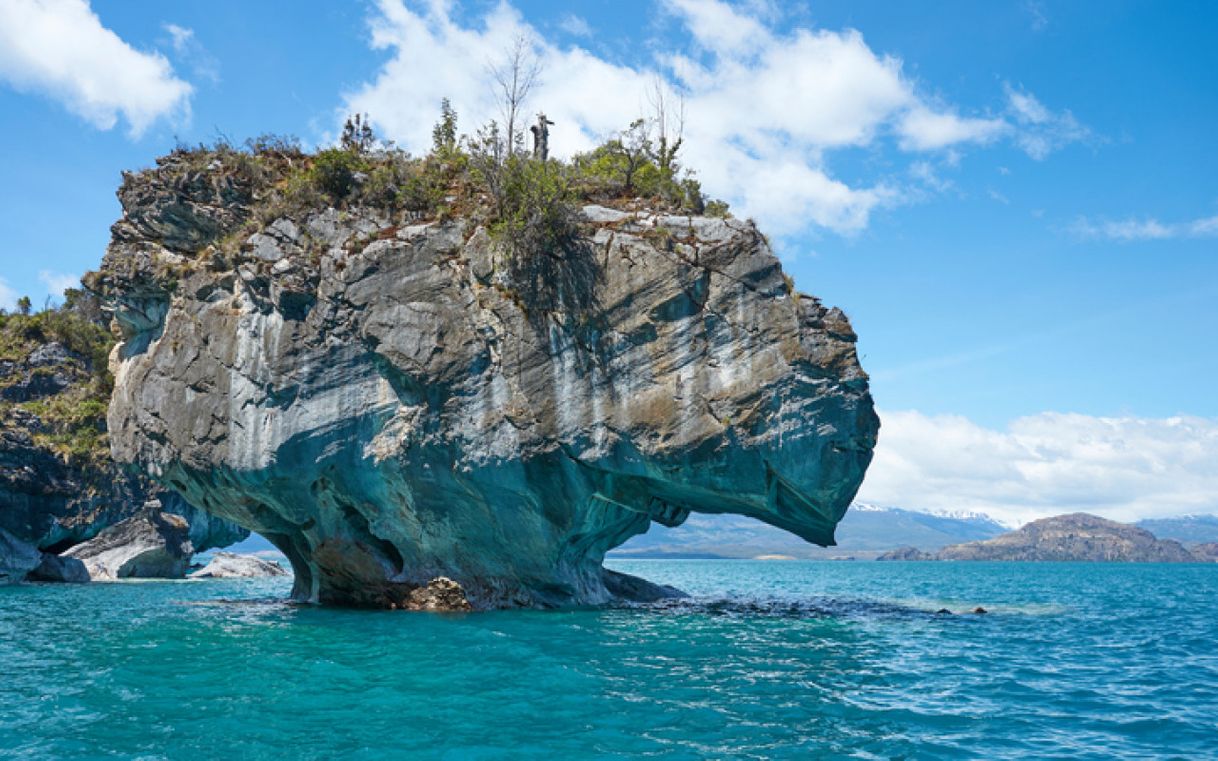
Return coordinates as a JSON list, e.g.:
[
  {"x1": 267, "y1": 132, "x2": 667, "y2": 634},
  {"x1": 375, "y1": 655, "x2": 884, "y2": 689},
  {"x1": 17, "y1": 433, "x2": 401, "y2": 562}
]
[
  {"x1": 27, "y1": 552, "x2": 90, "y2": 583},
  {"x1": 92, "y1": 152, "x2": 879, "y2": 608},
  {"x1": 64, "y1": 505, "x2": 194, "y2": 580},
  {"x1": 0, "y1": 527, "x2": 42, "y2": 583},
  {"x1": 189, "y1": 551, "x2": 289, "y2": 578}
]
